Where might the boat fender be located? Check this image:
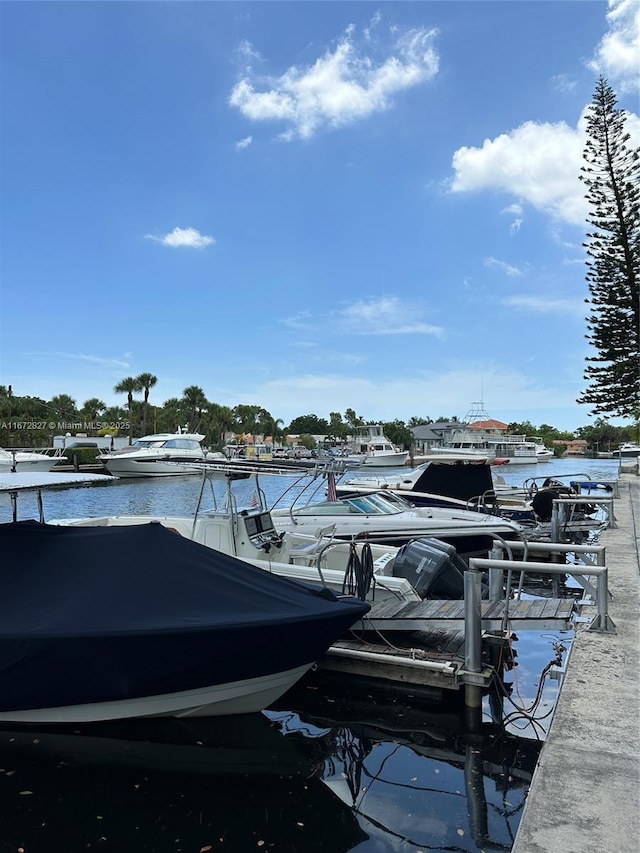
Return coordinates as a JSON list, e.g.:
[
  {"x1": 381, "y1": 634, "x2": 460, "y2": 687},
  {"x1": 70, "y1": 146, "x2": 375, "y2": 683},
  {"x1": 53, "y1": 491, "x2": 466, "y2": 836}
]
[{"x1": 370, "y1": 444, "x2": 375, "y2": 452}]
